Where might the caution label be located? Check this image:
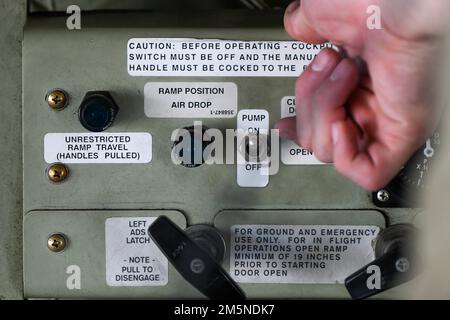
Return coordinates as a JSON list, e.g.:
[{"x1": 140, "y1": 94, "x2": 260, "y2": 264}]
[
  {"x1": 230, "y1": 225, "x2": 379, "y2": 284},
  {"x1": 44, "y1": 133, "x2": 152, "y2": 164},
  {"x1": 144, "y1": 82, "x2": 237, "y2": 118},
  {"x1": 105, "y1": 217, "x2": 168, "y2": 287},
  {"x1": 280, "y1": 97, "x2": 325, "y2": 165},
  {"x1": 128, "y1": 38, "x2": 329, "y2": 77}
]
